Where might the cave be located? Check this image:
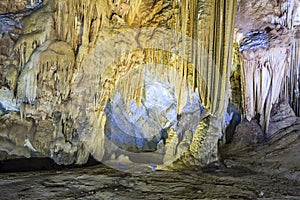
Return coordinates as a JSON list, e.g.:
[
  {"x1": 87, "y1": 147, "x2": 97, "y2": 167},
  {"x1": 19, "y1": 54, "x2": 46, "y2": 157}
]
[{"x1": 0, "y1": 0, "x2": 299, "y2": 199}]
